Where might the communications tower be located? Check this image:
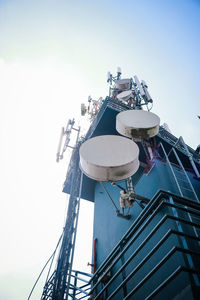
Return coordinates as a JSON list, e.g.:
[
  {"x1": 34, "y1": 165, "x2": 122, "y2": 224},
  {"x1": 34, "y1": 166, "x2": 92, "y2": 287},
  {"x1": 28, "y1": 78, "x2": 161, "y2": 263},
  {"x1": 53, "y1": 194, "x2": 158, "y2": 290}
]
[{"x1": 41, "y1": 69, "x2": 200, "y2": 300}]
